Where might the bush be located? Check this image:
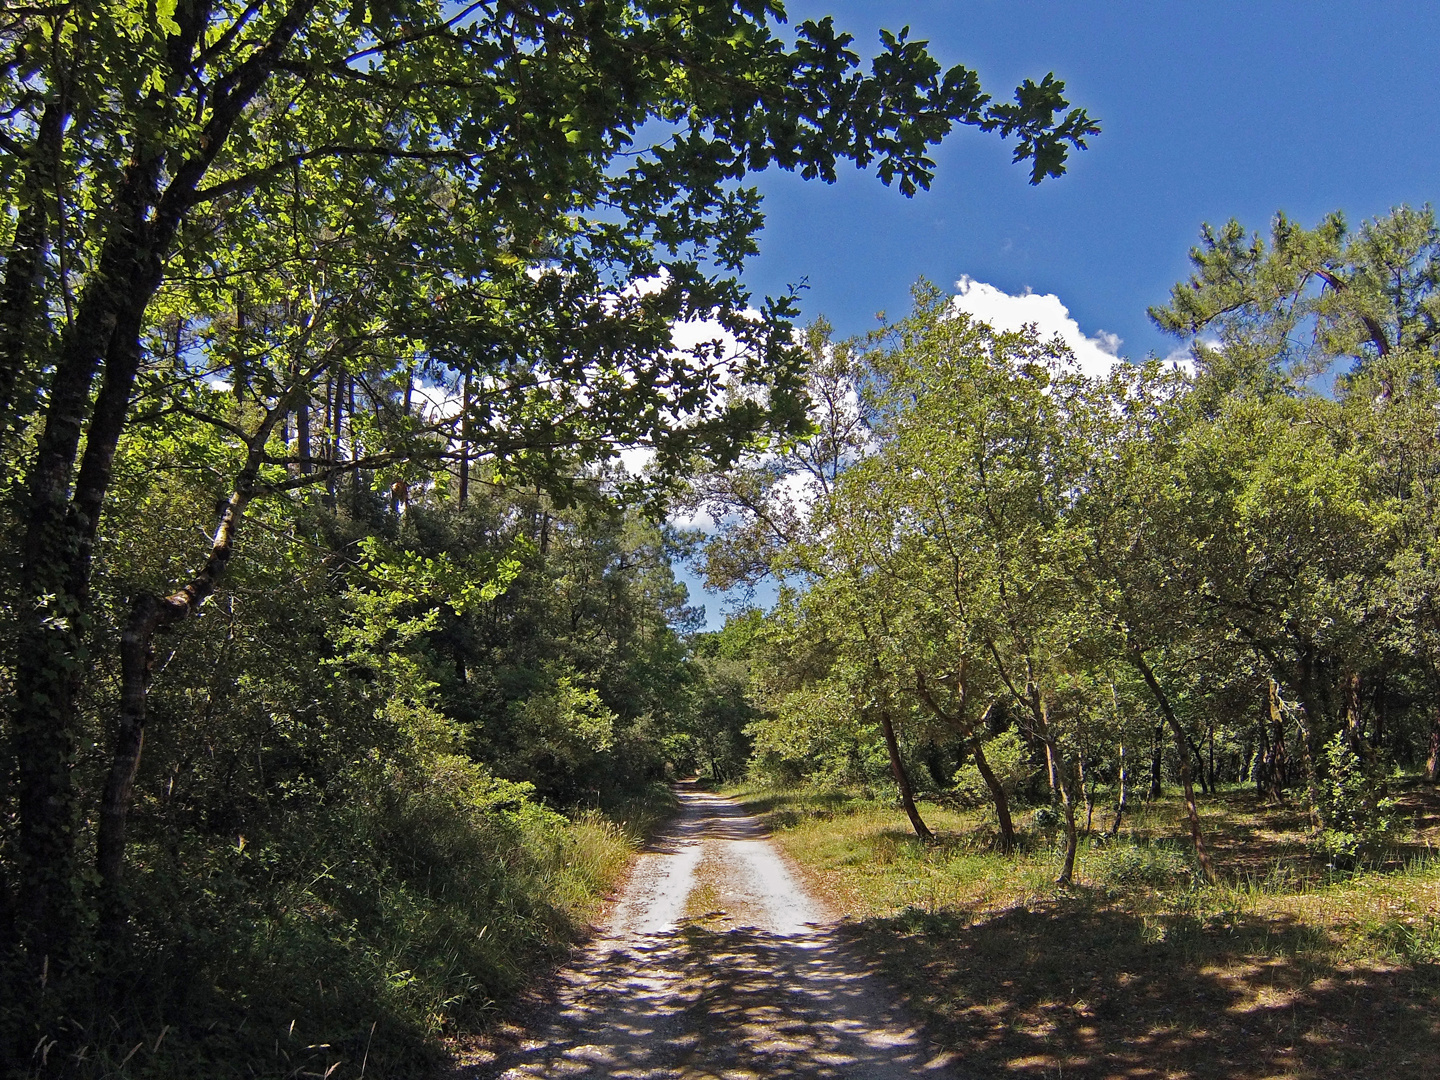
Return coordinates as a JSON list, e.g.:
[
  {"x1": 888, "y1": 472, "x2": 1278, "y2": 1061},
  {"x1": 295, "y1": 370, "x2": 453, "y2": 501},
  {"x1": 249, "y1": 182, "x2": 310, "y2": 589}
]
[
  {"x1": 1090, "y1": 840, "x2": 1194, "y2": 889},
  {"x1": 1, "y1": 753, "x2": 654, "y2": 1079},
  {"x1": 952, "y1": 730, "x2": 1035, "y2": 808},
  {"x1": 1314, "y1": 733, "x2": 1399, "y2": 868},
  {"x1": 1031, "y1": 804, "x2": 1061, "y2": 834}
]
